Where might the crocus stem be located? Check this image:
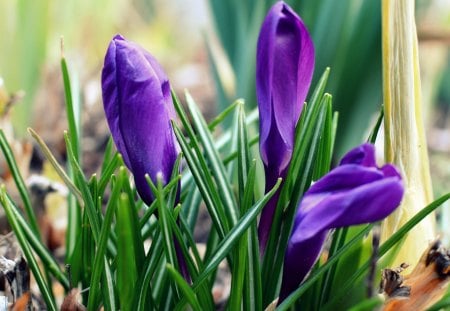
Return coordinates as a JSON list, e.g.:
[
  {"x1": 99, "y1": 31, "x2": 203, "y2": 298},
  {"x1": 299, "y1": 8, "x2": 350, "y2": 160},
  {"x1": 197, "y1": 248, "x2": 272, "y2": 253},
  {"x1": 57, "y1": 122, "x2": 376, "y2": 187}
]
[
  {"x1": 175, "y1": 191, "x2": 191, "y2": 283},
  {"x1": 258, "y1": 185, "x2": 281, "y2": 255},
  {"x1": 174, "y1": 236, "x2": 191, "y2": 283}
]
